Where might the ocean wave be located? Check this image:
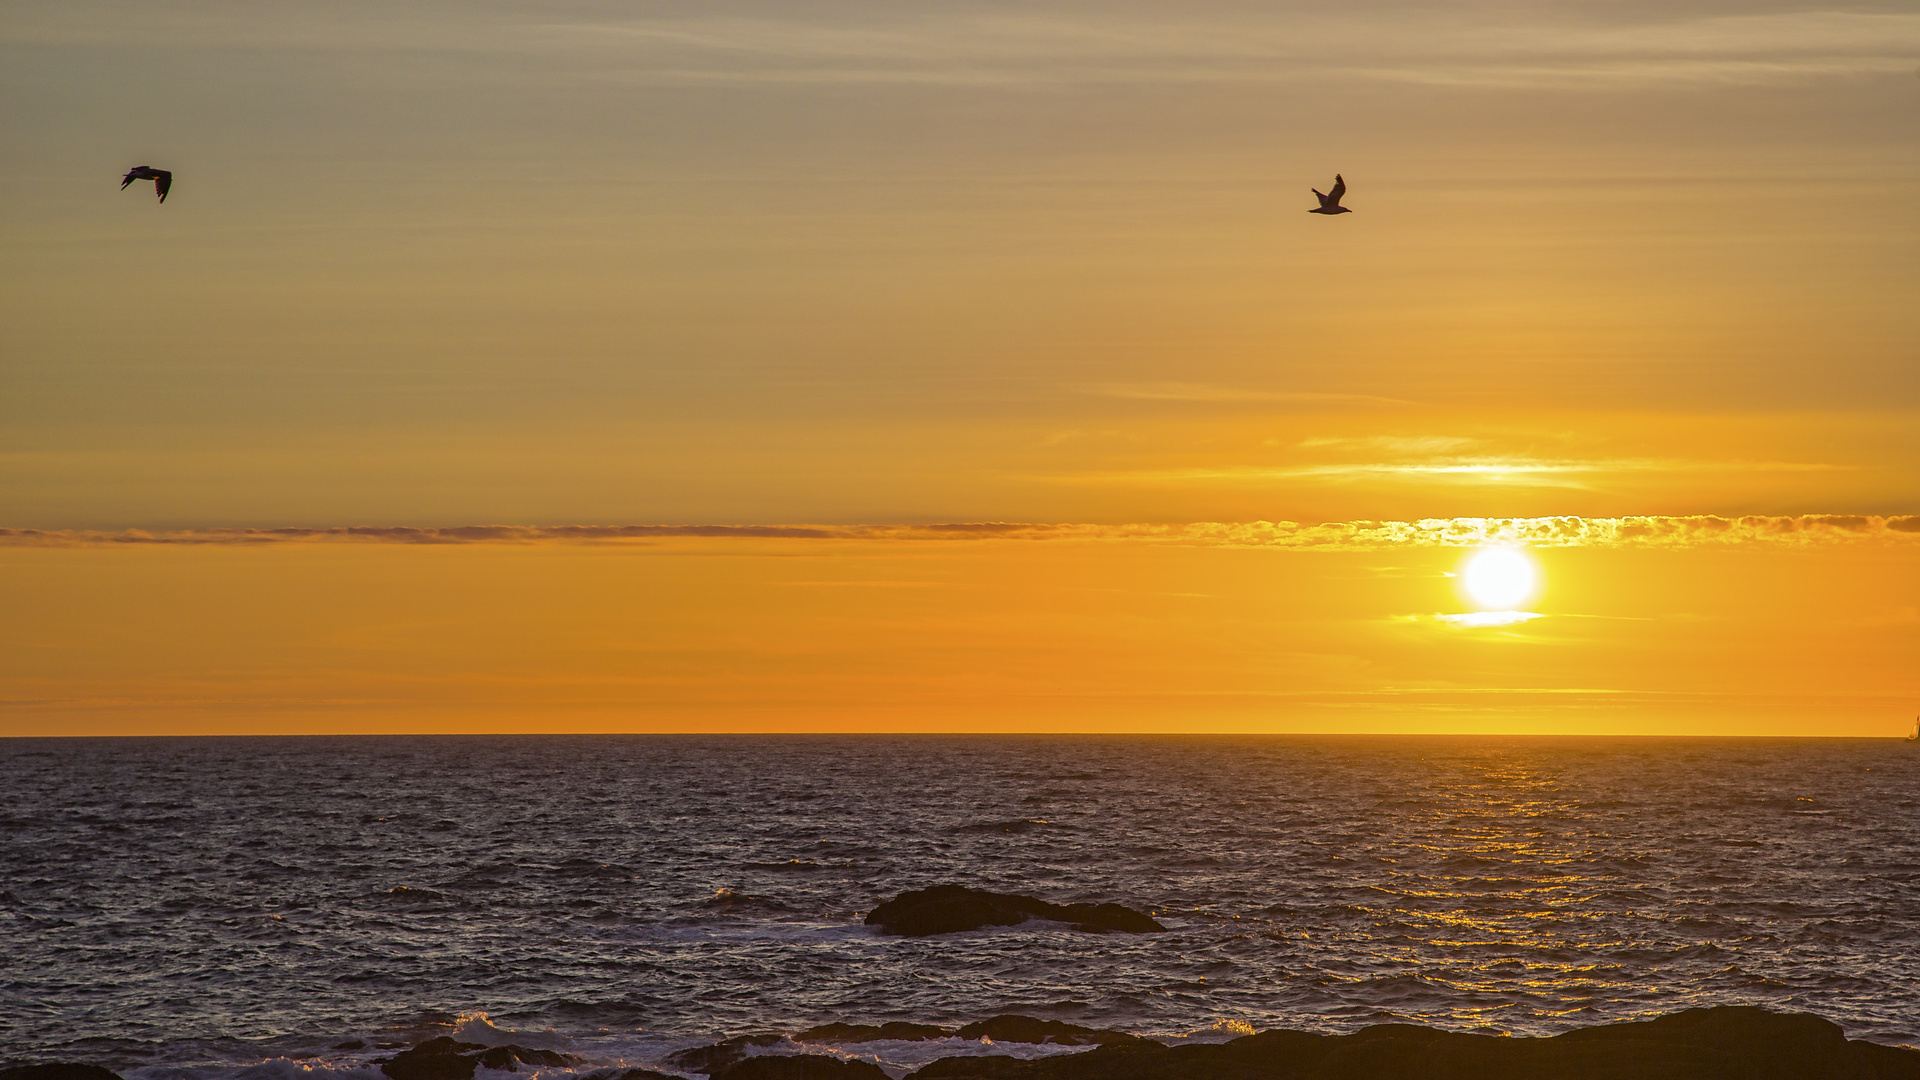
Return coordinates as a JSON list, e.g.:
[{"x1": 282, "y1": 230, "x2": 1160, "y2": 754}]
[{"x1": 5, "y1": 736, "x2": 1917, "y2": 1054}]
